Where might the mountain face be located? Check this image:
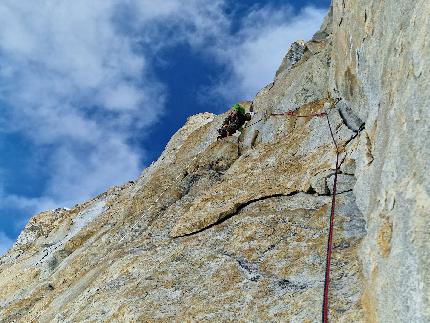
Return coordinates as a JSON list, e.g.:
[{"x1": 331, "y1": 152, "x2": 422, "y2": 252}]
[{"x1": 1, "y1": 1, "x2": 429, "y2": 322}]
